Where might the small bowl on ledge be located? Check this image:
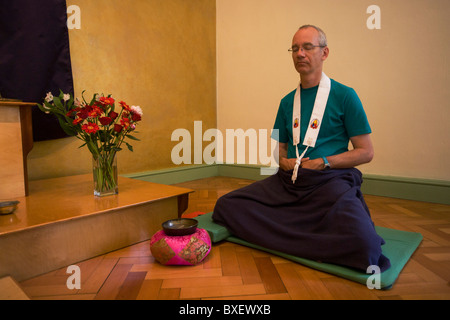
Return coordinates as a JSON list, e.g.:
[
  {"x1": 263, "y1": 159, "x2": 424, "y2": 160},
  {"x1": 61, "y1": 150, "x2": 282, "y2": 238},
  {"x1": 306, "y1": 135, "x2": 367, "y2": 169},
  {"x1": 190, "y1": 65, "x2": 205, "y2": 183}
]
[
  {"x1": 0, "y1": 201, "x2": 20, "y2": 215},
  {"x1": 162, "y1": 218, "x2": 198, "y2": 236}
]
